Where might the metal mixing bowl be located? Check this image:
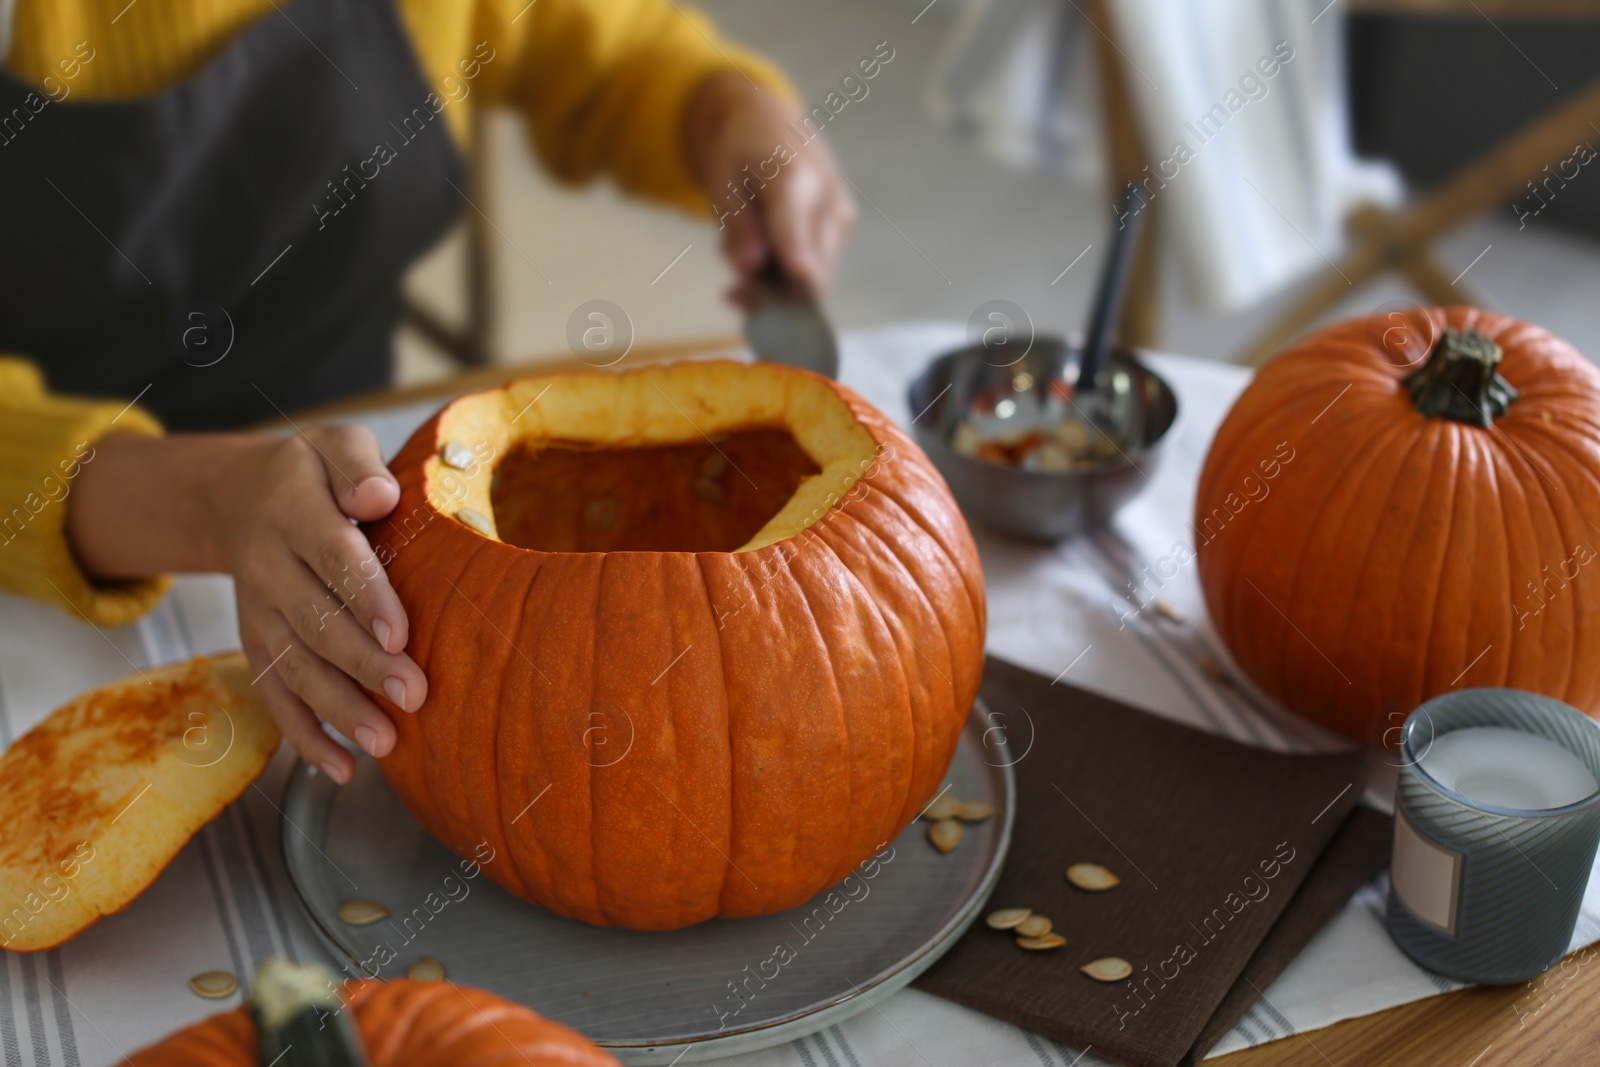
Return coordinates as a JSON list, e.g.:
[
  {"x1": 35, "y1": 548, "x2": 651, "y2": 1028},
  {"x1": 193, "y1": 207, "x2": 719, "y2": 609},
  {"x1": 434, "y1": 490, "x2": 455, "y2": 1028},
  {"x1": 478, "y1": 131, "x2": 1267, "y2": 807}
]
[{"x1": 907, "y1": 338, "x2": 1178, "y2": 542}]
